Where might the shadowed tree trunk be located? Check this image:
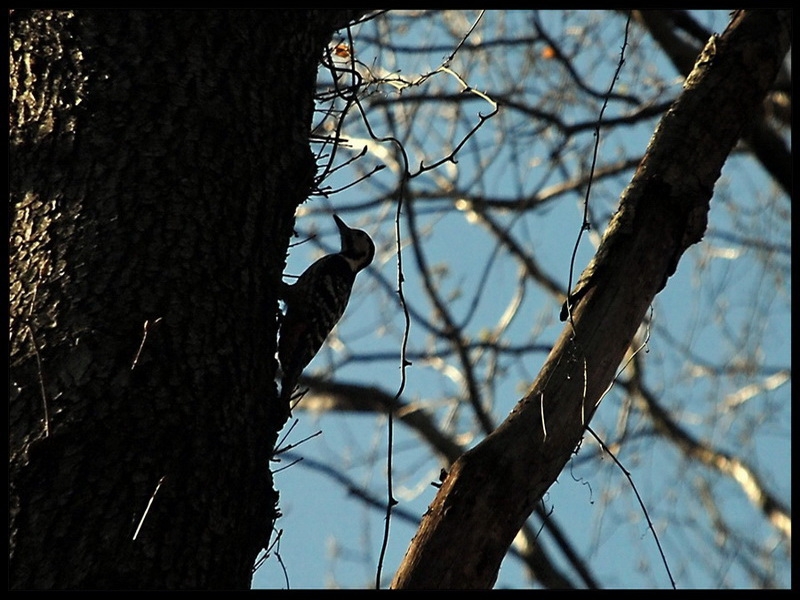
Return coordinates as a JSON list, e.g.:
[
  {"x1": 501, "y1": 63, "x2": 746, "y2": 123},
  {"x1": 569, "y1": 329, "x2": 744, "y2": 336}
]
[{"x1": 9, "y1": 9, "x2": 360, "y2": 589}]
